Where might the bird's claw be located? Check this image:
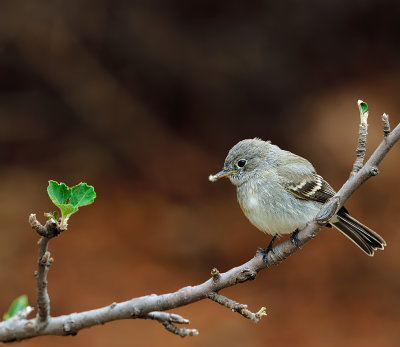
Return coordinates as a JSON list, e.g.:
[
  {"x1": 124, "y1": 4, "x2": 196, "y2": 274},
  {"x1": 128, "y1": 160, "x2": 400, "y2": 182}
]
[
  {"x1": 262, "y1": 234, "x2": 278, "y2": 267},
  {"x1": 290, "y1": 229, "x2": 301, "y2": 249}
]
